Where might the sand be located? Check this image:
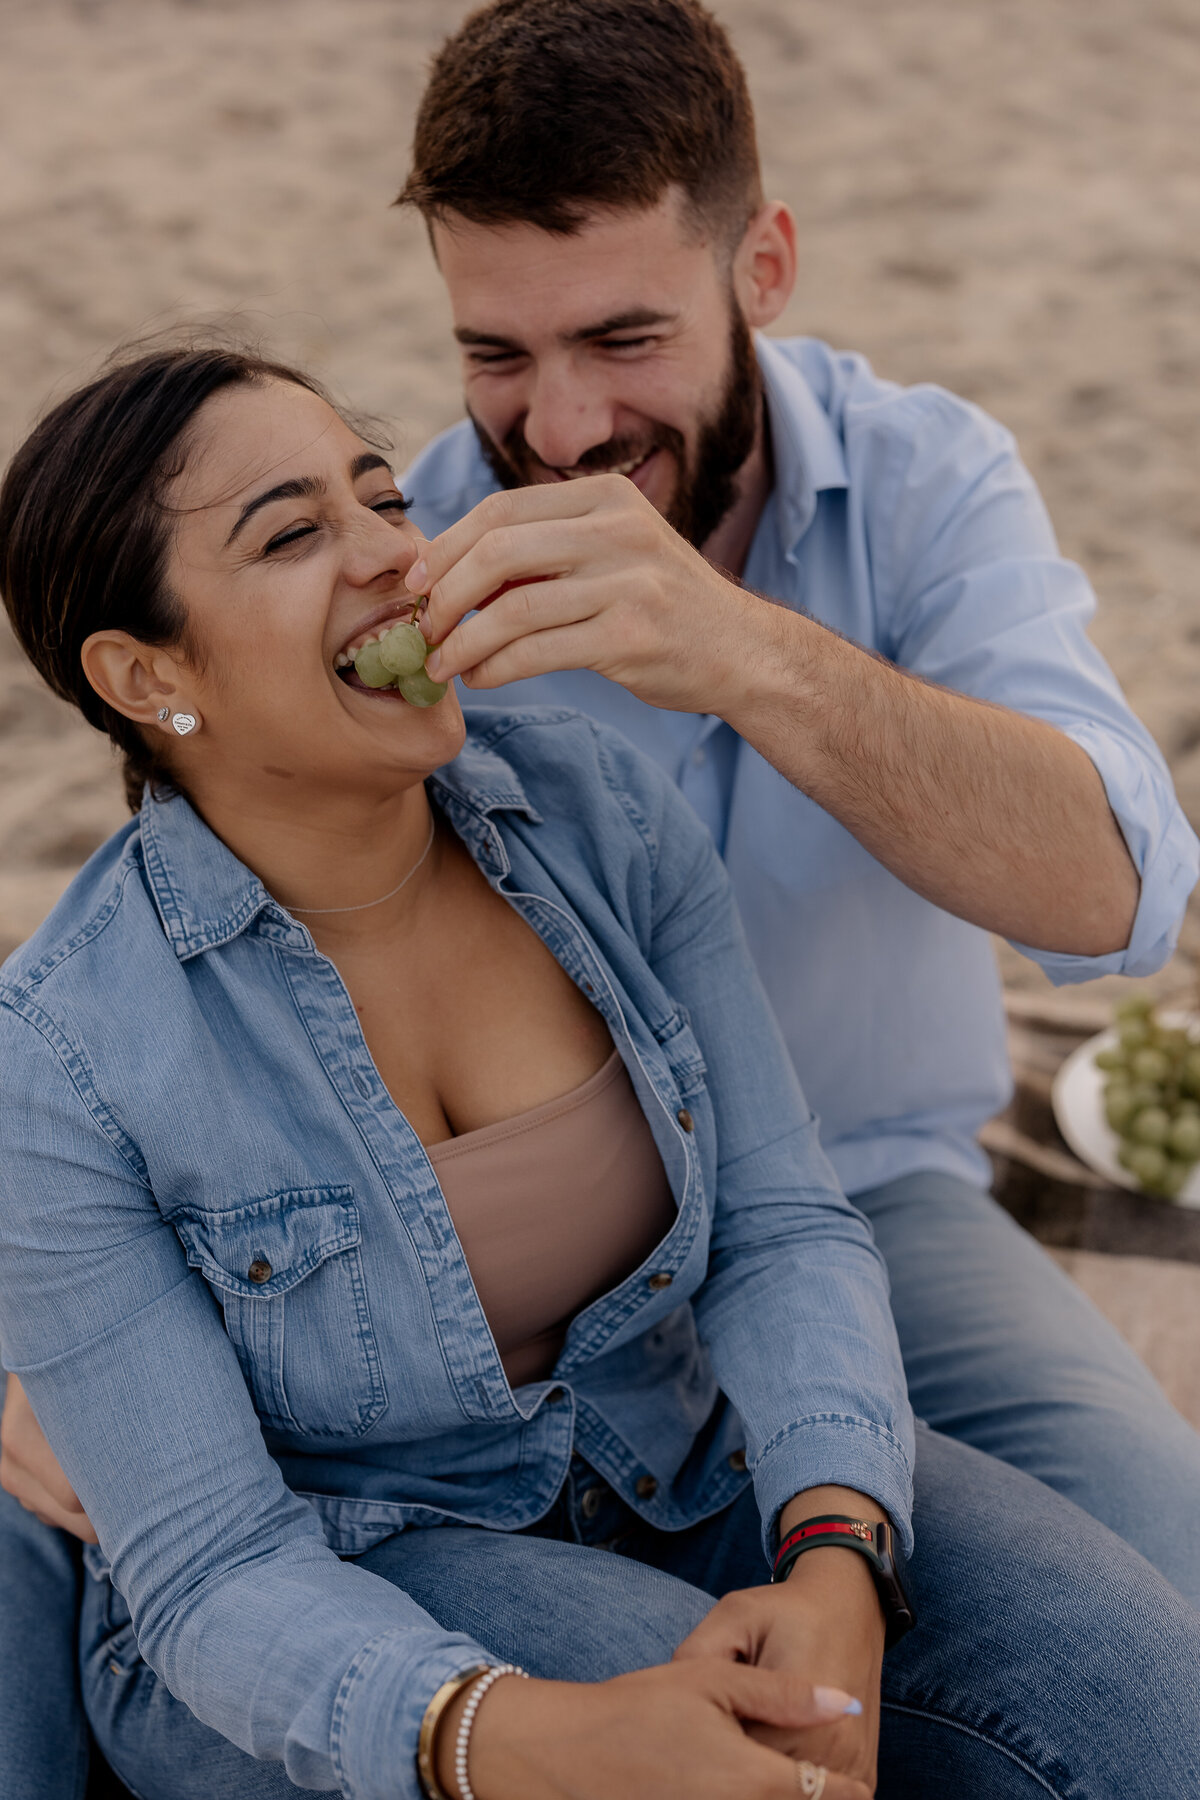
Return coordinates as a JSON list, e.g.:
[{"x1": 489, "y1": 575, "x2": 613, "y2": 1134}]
[{"x1": 1, "y1": 0, "x2": 1199, "y2": 1408}]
